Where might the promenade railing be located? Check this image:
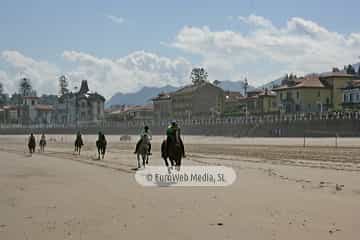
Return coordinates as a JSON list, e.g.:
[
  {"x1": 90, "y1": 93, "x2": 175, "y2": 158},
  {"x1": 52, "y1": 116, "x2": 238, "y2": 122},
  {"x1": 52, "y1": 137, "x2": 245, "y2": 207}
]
[{"x1": 1, "y1": 111, "x2": 360, "y2": 129}]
